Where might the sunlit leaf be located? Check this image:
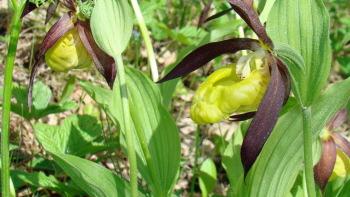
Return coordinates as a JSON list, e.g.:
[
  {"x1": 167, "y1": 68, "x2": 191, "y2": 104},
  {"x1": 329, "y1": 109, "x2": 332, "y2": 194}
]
[
  {"x1": 51, "y1": 153, "x2": 144, "y2": 197},
  {"x1": 267, "y1": 0, "x2": 331, "y2": 105},
  {"x1": 81, "y1": 68, "x2": 181, "y2": 195},
  {"x1": 32, "y1": 81, "x2": 52, "y2": 110},
  {"x1": 11, "y1": 170, "x2": 80, "y2": 195},
  {"x1": 199, "y1": 158, "x2": 217, "y2": 197},
  {"x1": 34, "y1": 115, "x2": 113, "y2": 156}
]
